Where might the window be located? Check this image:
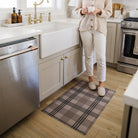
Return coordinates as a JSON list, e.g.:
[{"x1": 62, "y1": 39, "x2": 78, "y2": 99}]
[
  {"x1": 68, "y1": 0, "x2": 76, "y2": 7},
  {"x1": 27, "y1": 0, "x2": 52, "y2": 8},
  {"x1": 56, "y1": 0, "x2": 64, "y2": 10},
  {"x1": 0, "y1": 0, "x2": 17, "y2": 8}
]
